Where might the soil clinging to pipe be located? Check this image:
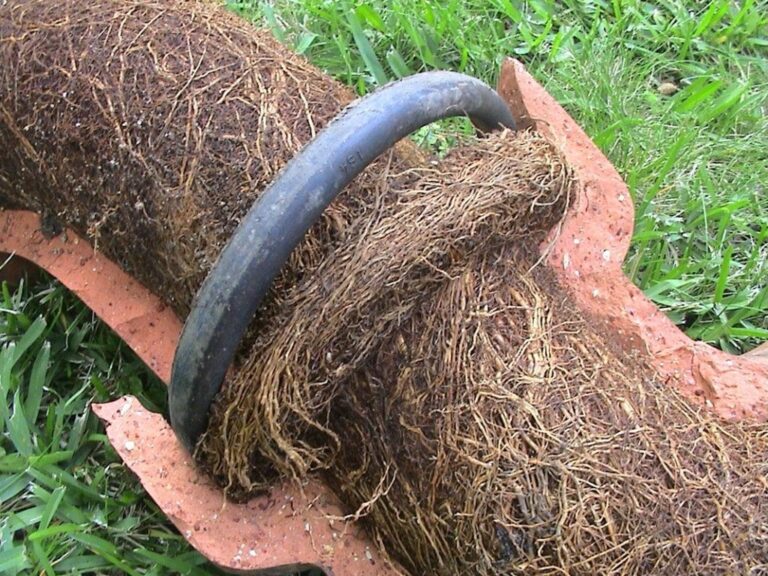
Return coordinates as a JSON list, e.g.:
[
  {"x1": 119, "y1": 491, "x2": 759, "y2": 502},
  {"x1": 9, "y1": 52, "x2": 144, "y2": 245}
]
[{"x1": 2, "y1": 1, "x2": 767, "y2": 574}]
